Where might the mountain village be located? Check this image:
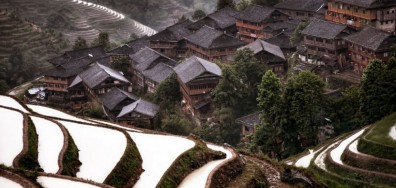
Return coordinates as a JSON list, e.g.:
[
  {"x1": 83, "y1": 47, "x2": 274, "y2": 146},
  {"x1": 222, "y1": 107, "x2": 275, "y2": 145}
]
[{"x1": 1, "y1": 0, "x2": 396, "y2": 187}]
